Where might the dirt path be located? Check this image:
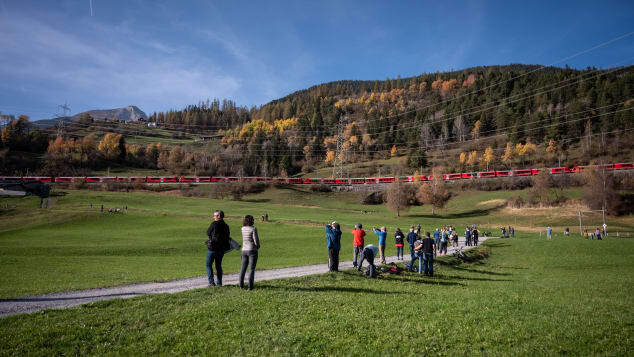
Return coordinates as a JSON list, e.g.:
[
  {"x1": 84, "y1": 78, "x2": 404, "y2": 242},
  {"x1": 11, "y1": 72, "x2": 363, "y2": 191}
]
[{"x1": 0, "y1": 237, "x2": 492, "y2": 318}]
